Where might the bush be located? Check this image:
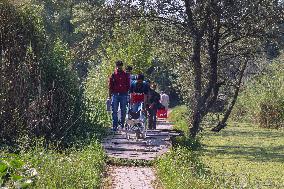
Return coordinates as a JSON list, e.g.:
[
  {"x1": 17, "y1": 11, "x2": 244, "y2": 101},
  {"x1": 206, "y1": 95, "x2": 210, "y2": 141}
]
[
  {"x1": 259, "y1": 100, "x2": 284, "y2": 128},
  {"x1": 156, "y1": 106, "x2": 209, "y2": 188},
  {"x1": 0, "y1": 1, "x2": 43, "y2": 143},
  {"x1": 0, "y1": 1, "x2": 86, "y2": 145},
  {"x1": 232, "y1": 57, "x2": 284, "y2": 128},
  {"x1": 84, "y1": 65, "x2": 112, "y2": 130}
]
